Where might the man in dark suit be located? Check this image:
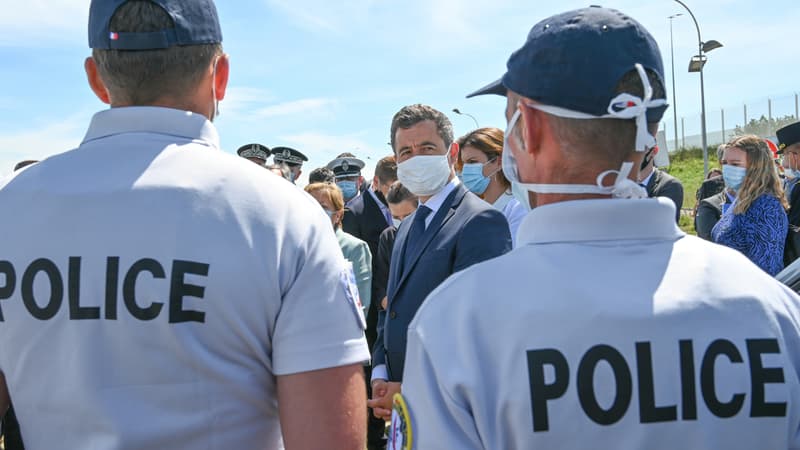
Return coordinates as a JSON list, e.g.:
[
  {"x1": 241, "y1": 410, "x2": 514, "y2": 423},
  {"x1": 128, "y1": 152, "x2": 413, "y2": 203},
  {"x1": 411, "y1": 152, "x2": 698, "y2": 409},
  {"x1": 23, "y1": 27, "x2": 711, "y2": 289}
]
[
  {"x1": 638, "y1": 145, "x2": 684, "y2": 222},
  {"x1": 367, "y1": 104, "x2": 512, "y2": 421}
]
